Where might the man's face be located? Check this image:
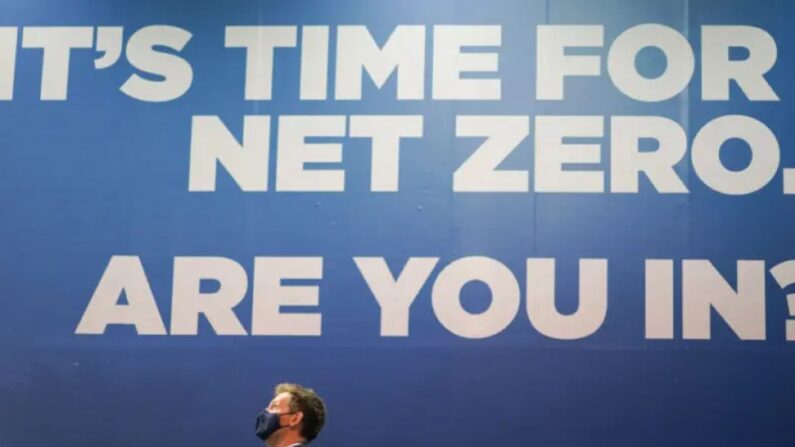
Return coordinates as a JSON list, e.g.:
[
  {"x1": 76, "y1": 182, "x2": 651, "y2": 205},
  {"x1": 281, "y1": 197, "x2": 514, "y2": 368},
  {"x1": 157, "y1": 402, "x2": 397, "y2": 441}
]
[
  {"x1": 262, "y1": 392, "x2": 303, "y2": 445},
  {"x1": 266, "y1": 392, "x2": 294, "y2": 415}
]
